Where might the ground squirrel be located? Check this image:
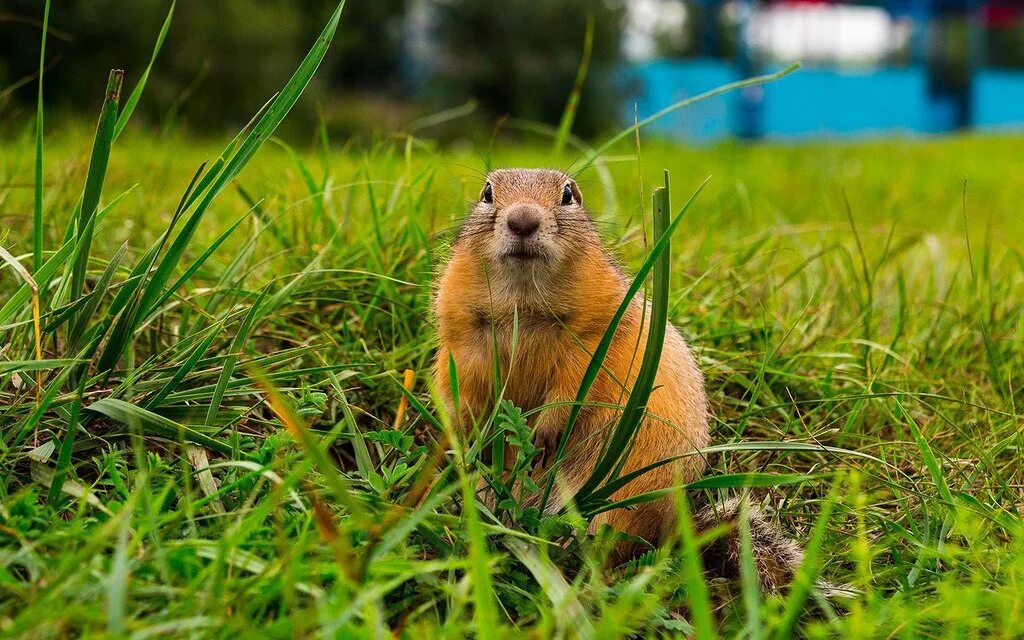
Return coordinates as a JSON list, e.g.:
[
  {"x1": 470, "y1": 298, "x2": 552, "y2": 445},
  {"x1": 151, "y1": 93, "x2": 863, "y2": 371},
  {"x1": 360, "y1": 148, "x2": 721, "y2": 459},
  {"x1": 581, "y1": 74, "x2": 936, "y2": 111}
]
[{"x1": 434, "y1": 168, "x2": 802, "y2": 590}]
